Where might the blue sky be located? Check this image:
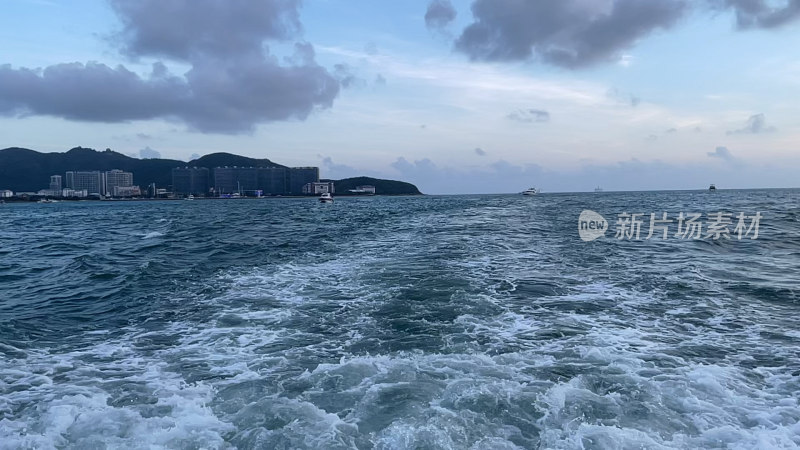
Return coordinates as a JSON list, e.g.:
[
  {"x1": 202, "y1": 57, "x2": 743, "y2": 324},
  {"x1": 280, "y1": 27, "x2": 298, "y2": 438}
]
[{"x1": 1, "y1": 0, "x2": 799, "y2": 193}]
